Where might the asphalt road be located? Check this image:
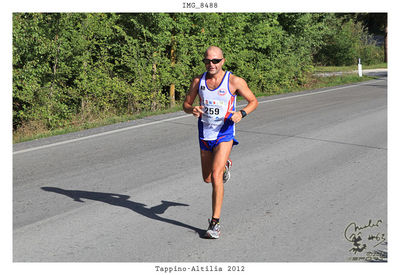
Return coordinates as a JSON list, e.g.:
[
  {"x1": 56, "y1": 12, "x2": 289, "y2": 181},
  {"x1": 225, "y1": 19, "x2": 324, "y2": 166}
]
[{"x1": 13, "y1": 78, "x2": 387, "y2": 262}]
